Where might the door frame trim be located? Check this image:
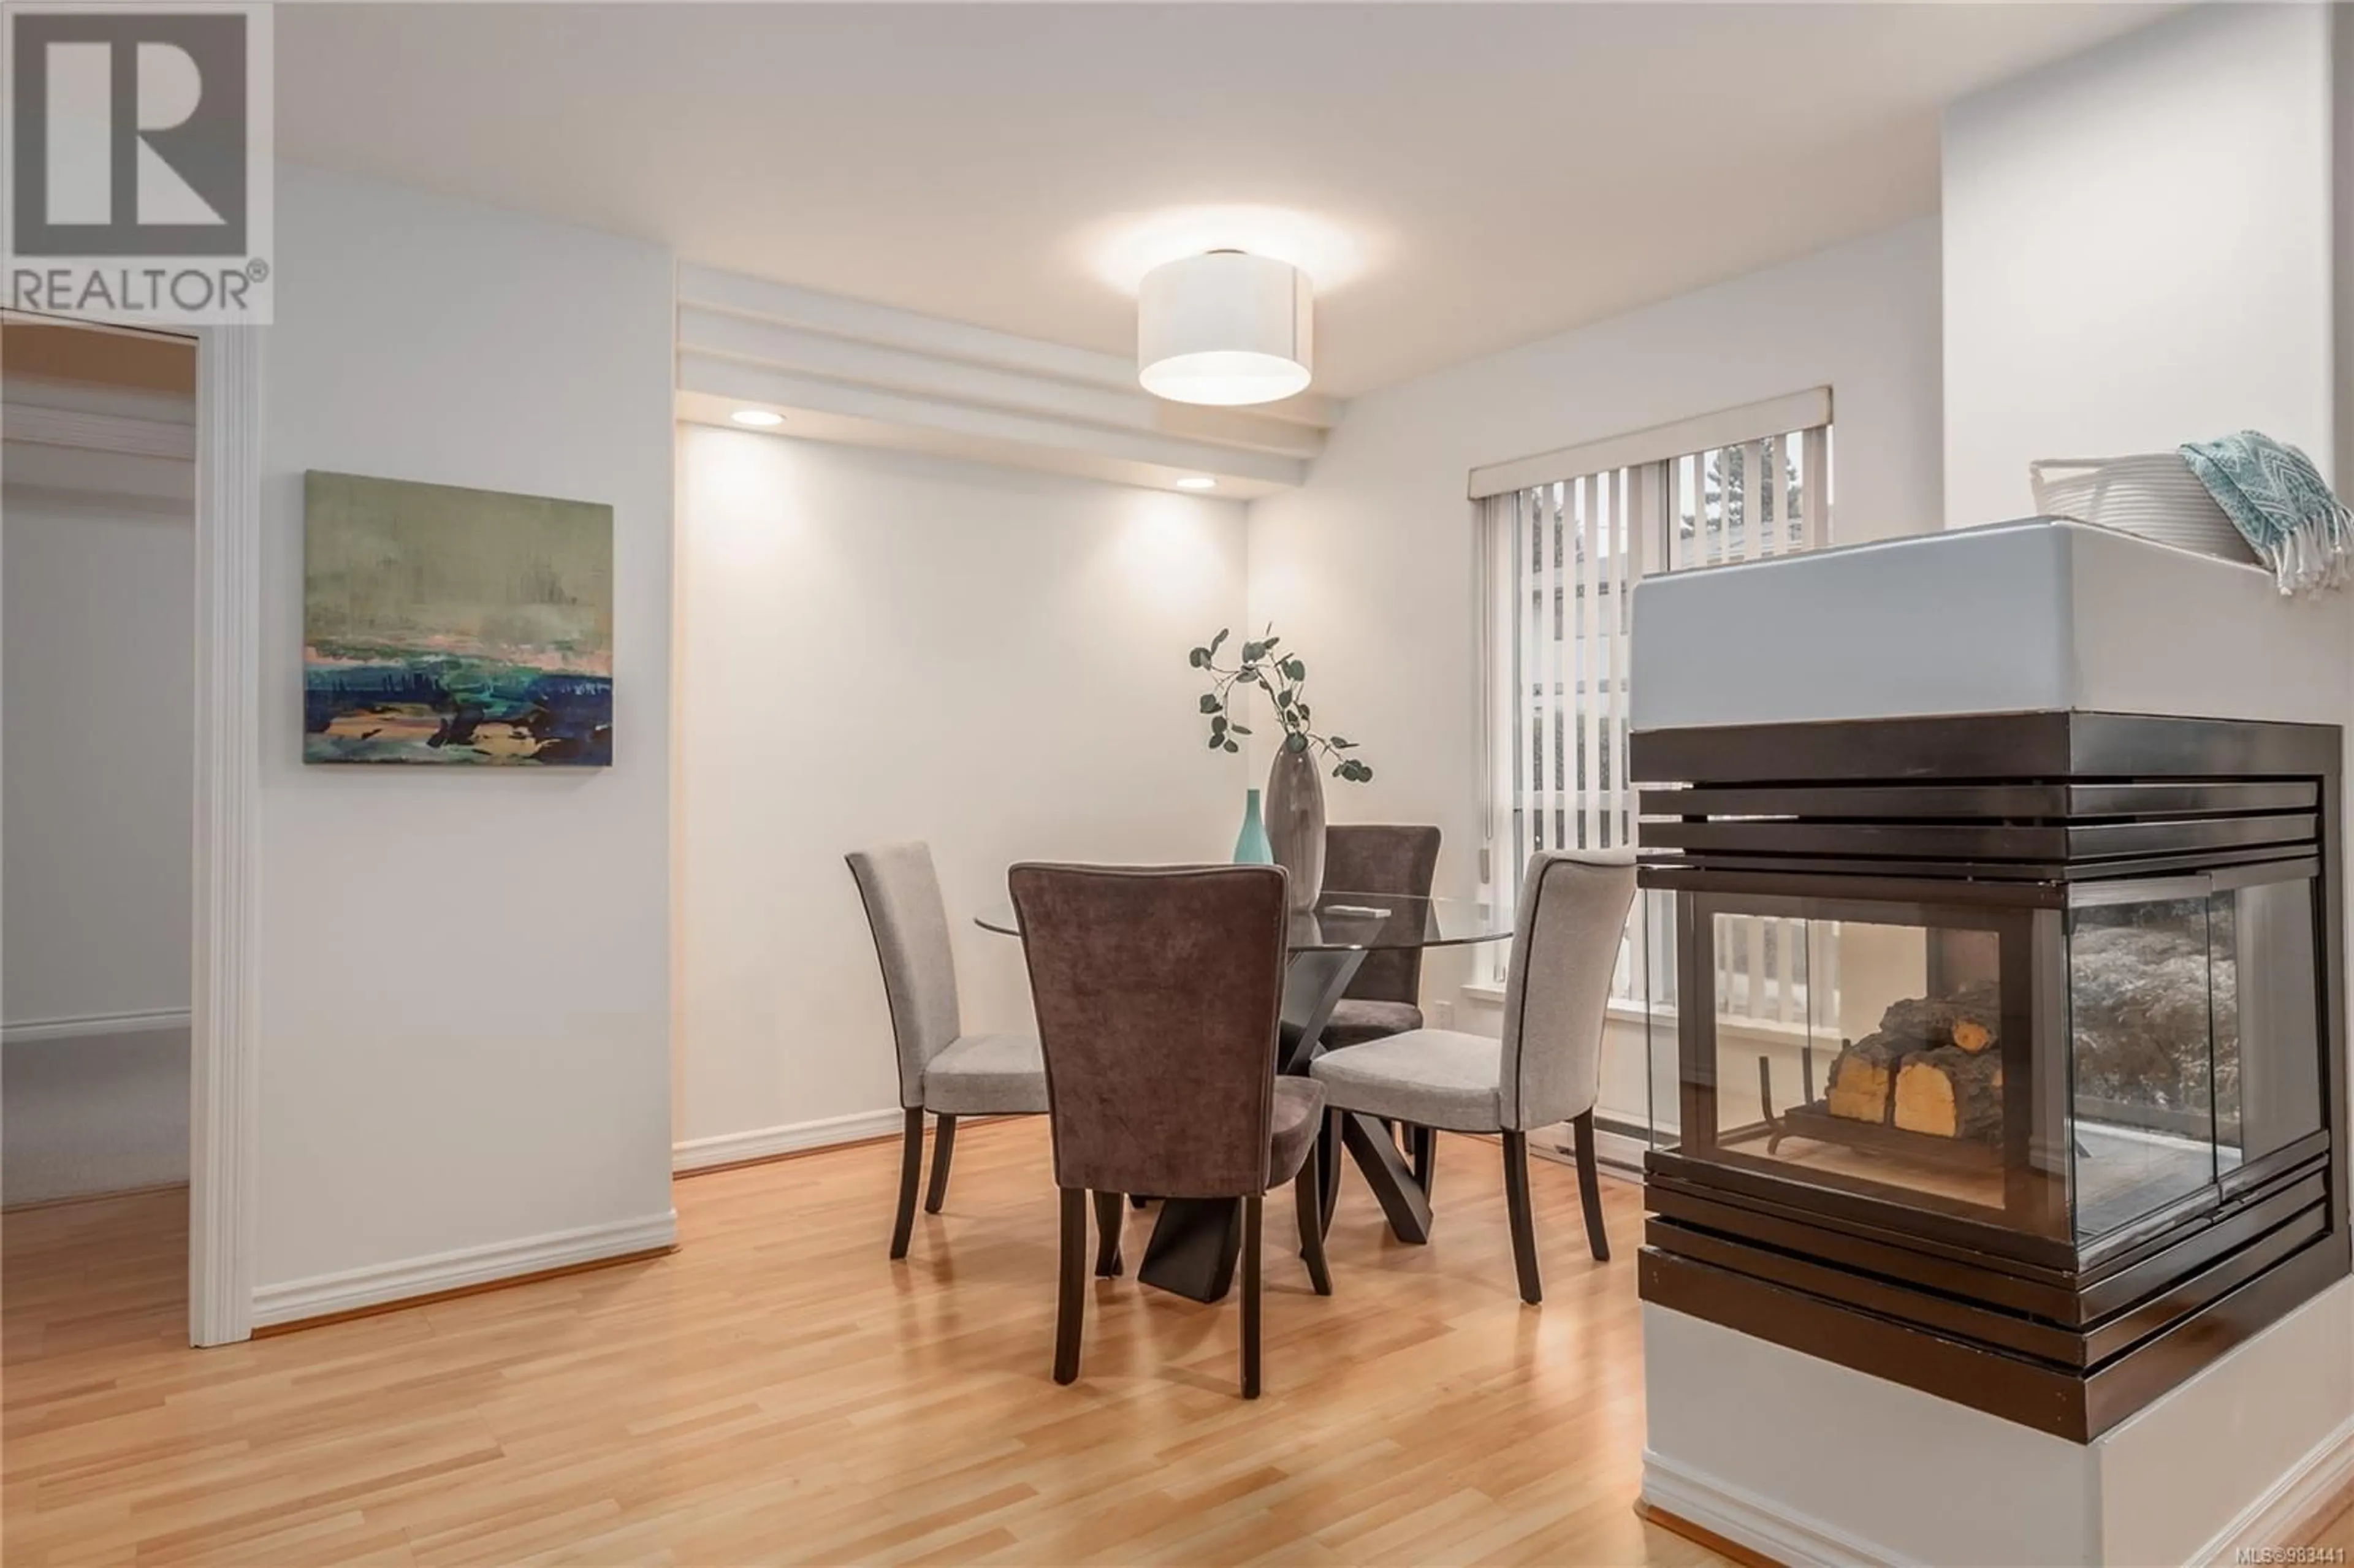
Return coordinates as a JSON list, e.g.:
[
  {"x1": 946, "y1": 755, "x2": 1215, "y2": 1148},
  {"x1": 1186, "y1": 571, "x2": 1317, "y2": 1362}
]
[{"x1": 189, "y1": 324, "x2": 262, "y2": 1347}]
